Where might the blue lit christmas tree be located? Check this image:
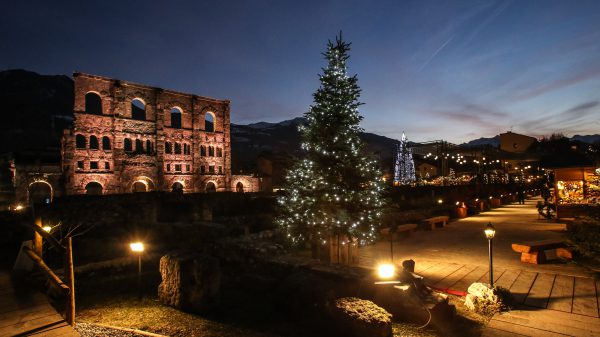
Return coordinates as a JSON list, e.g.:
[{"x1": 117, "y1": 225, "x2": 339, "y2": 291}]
[
  {"x1": 393, "y1": 132, "x2": 416, "y2": 185},
  {"x1": 276, "y1": 34, "x2": 385, "y2": 248}
]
